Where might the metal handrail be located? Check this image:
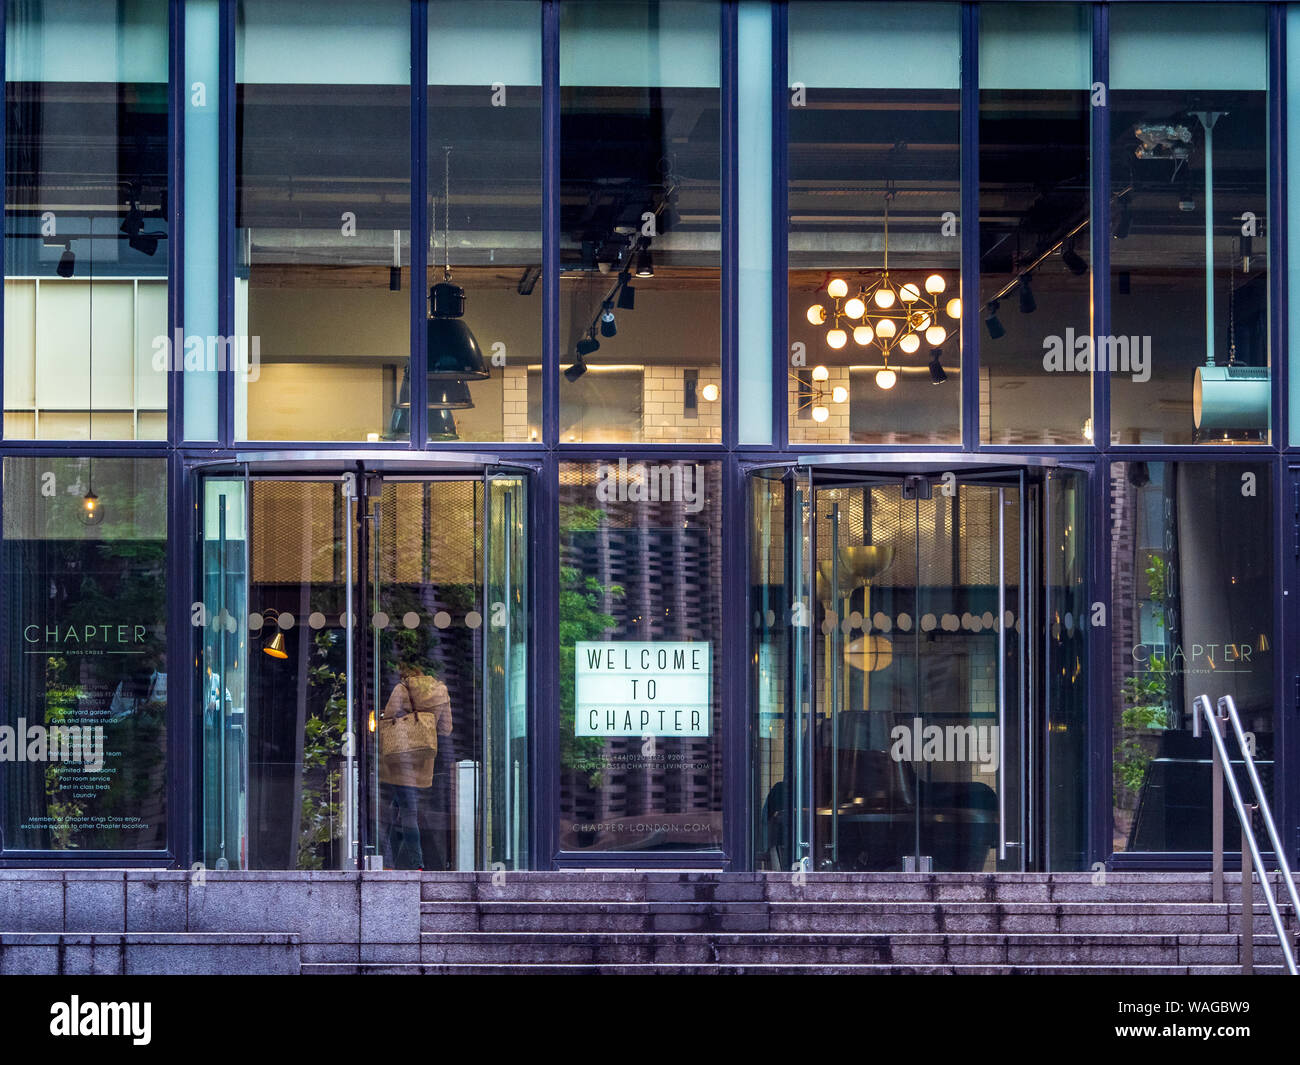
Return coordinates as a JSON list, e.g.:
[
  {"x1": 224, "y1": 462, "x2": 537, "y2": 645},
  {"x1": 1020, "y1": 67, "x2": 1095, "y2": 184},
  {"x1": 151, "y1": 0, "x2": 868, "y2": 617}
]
[{"x1": 1193, "y1": 694, "x2": 1298, "y2": 975}]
